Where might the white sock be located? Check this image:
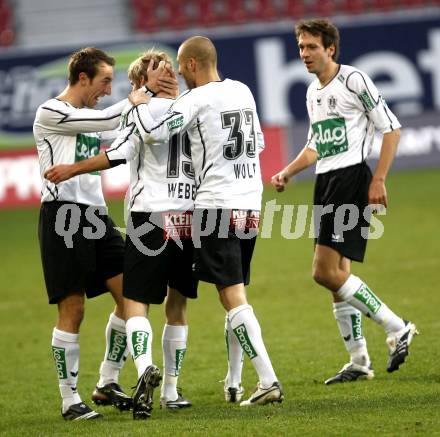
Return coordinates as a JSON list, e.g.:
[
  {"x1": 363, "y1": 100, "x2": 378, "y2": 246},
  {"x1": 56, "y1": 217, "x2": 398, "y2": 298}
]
[
  {"x1": 126, "y1": 316, "x2": 153, "y2": 379},
  {"x1": 333, "y1": 302, "x2": 371, "y2": 367},
  {"x1": 161, "y1": 324, "x2": 188, "y2": 401},
  {"x1": 228, "y1": 304, "x2": 277, "y2": 389},
  {"x1": 336, "y1": 275, "x2": 406, "y2": 334},
  {"x1": 224, "y1": 313, "x2": 243, "y2": 388},
  {"x1": 97, "y1": 313, "x2": 128, "y2": 387},
  {"x1": 52, "y1": 328, "x2": 82, "y2": 413}
]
